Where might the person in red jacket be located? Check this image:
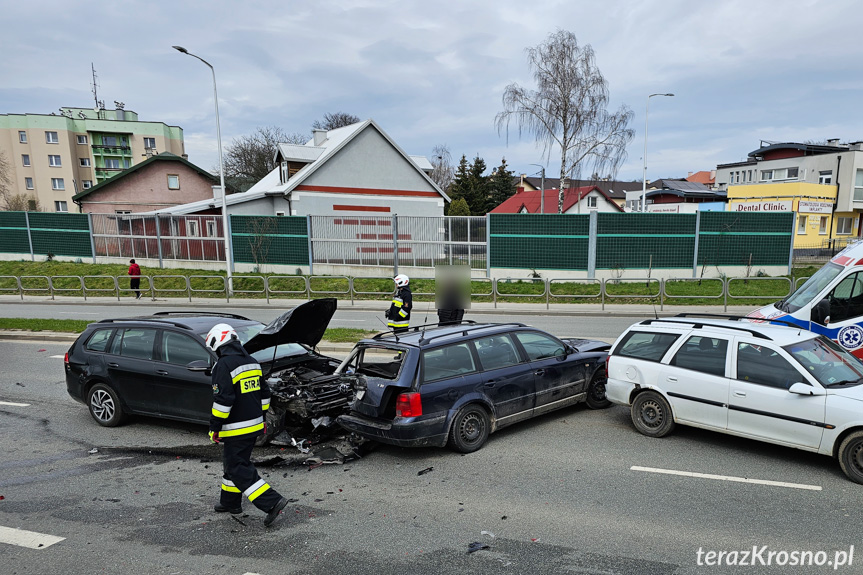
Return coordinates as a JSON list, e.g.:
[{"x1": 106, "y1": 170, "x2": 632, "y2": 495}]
[{"x1": 128, "y1": 259, "x2": 141, "y2": 300}]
